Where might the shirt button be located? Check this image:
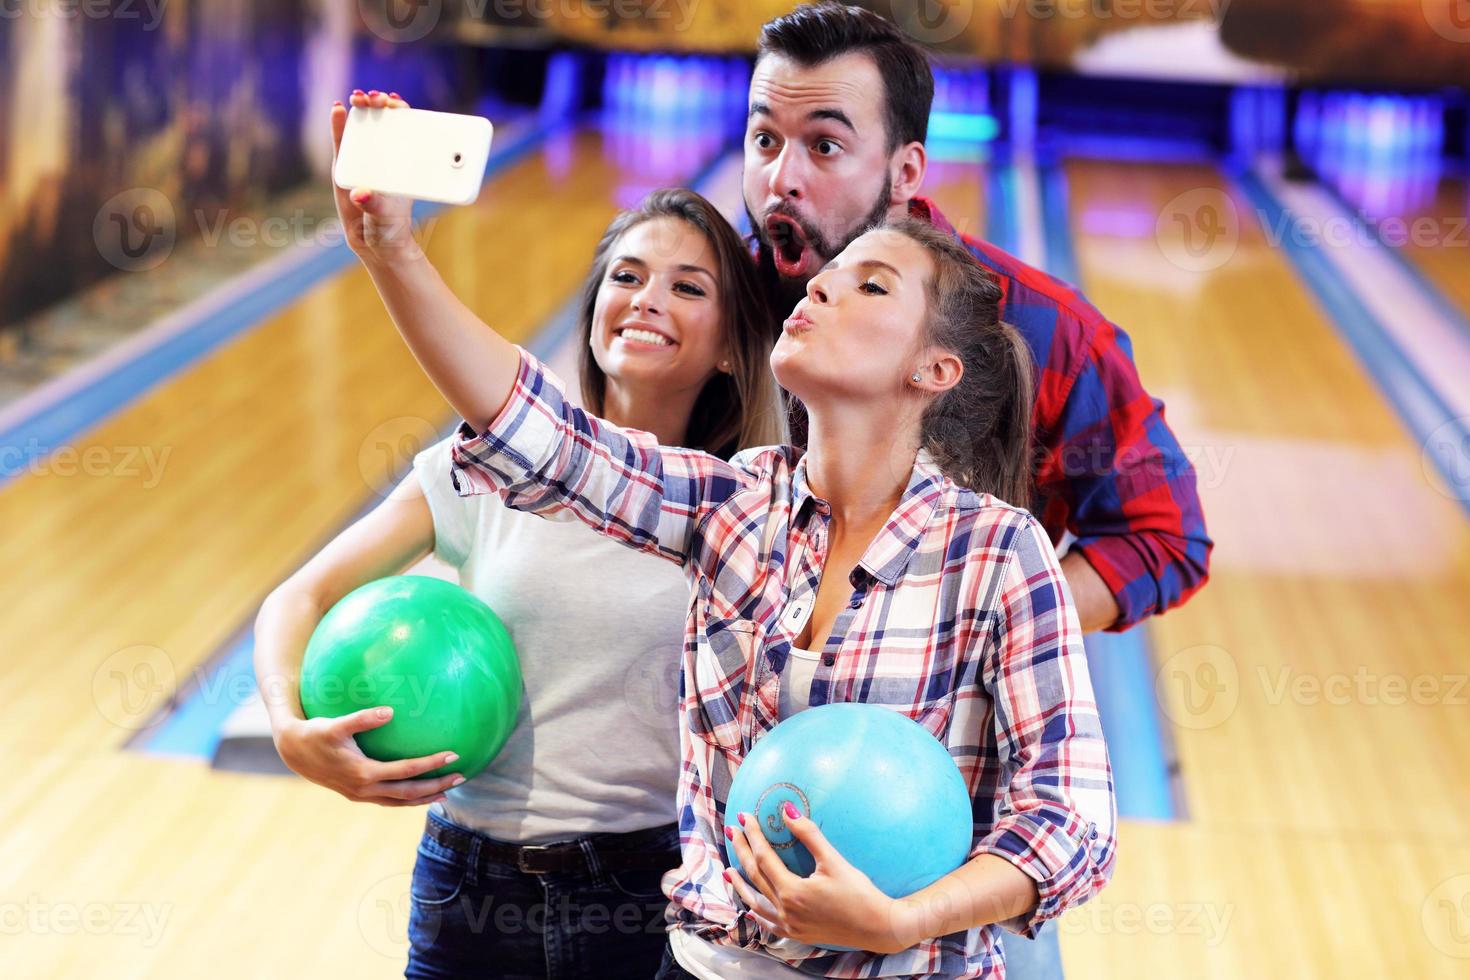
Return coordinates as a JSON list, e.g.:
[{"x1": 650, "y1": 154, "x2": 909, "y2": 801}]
[
  {"x1": 822, "y1": 654, "x2": 835, "y2": 666},
  {"x1": 848, "y1": 597, "x2": 862, "y2": 609}
]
